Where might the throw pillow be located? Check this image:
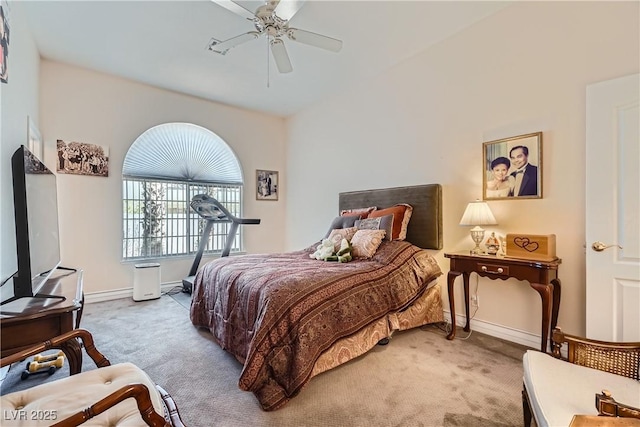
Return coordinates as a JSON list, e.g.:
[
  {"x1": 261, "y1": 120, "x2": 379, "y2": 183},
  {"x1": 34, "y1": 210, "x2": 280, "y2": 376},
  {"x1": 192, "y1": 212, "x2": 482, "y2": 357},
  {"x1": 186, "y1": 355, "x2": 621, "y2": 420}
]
[
  {"x1": 350, "y1": 229, "x2": 386, "y2": 259},
  {"x1": 323, "y1": 215, "x2": 360, "y2": 239},
  {"x1": 327, "y1": 227, "x2": 357, "y2": 252},
  {"x1": 369, "y1": 204, "x2": 413, "y2": 240},
  {"x1": 355, "y1": 214, "x2": 393, "y2": 241},
  {"x1": 340, "y1": 206, "x2": 377, "y2": 219}
]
